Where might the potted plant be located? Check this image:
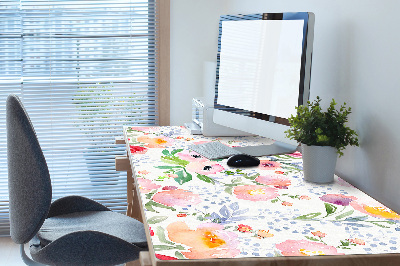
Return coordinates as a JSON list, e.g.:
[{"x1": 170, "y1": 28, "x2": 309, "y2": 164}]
[{"x1": 285, "y1": 96, "x2": 359, "y2": 183}]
